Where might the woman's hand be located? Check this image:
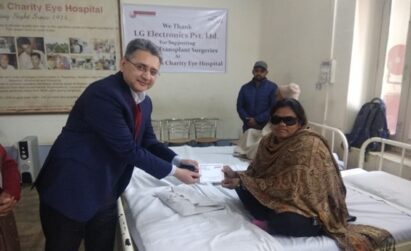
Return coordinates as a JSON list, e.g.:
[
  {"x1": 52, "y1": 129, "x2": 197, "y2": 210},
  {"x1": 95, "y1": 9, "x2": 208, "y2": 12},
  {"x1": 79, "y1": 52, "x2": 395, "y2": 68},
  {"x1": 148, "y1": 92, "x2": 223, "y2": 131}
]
[
  {"x1": 222, "y1": 165, "x2": 238, "y2": 178},
  {"x1": 0, "y1": 192, "x2": 17, "y2": 217},
  {"x1": 221, "y1": 165, "x2": 241, "y2": 189}
]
